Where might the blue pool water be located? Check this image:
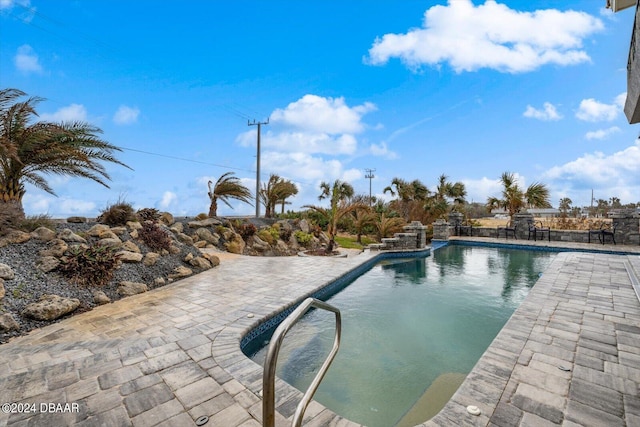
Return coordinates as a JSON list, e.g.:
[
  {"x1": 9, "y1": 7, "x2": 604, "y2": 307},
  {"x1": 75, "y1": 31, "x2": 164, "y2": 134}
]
[{"x1": 249, "y1": 245, "x2": 555, "y2": 426}]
